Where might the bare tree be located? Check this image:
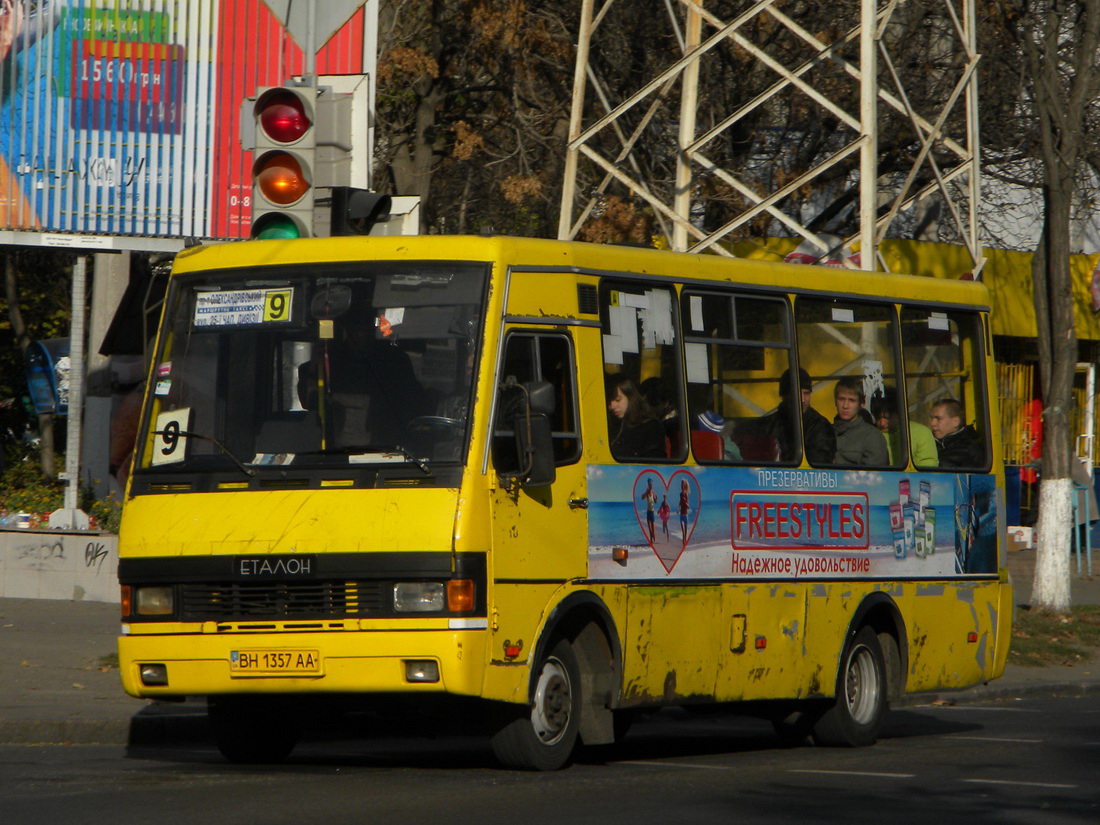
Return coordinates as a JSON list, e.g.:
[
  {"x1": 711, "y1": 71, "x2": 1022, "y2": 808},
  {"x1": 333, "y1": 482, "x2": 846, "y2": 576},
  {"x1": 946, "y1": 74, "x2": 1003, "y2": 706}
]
[
  {"x1": 995, "y1": 0, "x2": 1100, "y2": 612},
  {"x1": 374, "y1": 0, "x2": 576, "y2": 236}
]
